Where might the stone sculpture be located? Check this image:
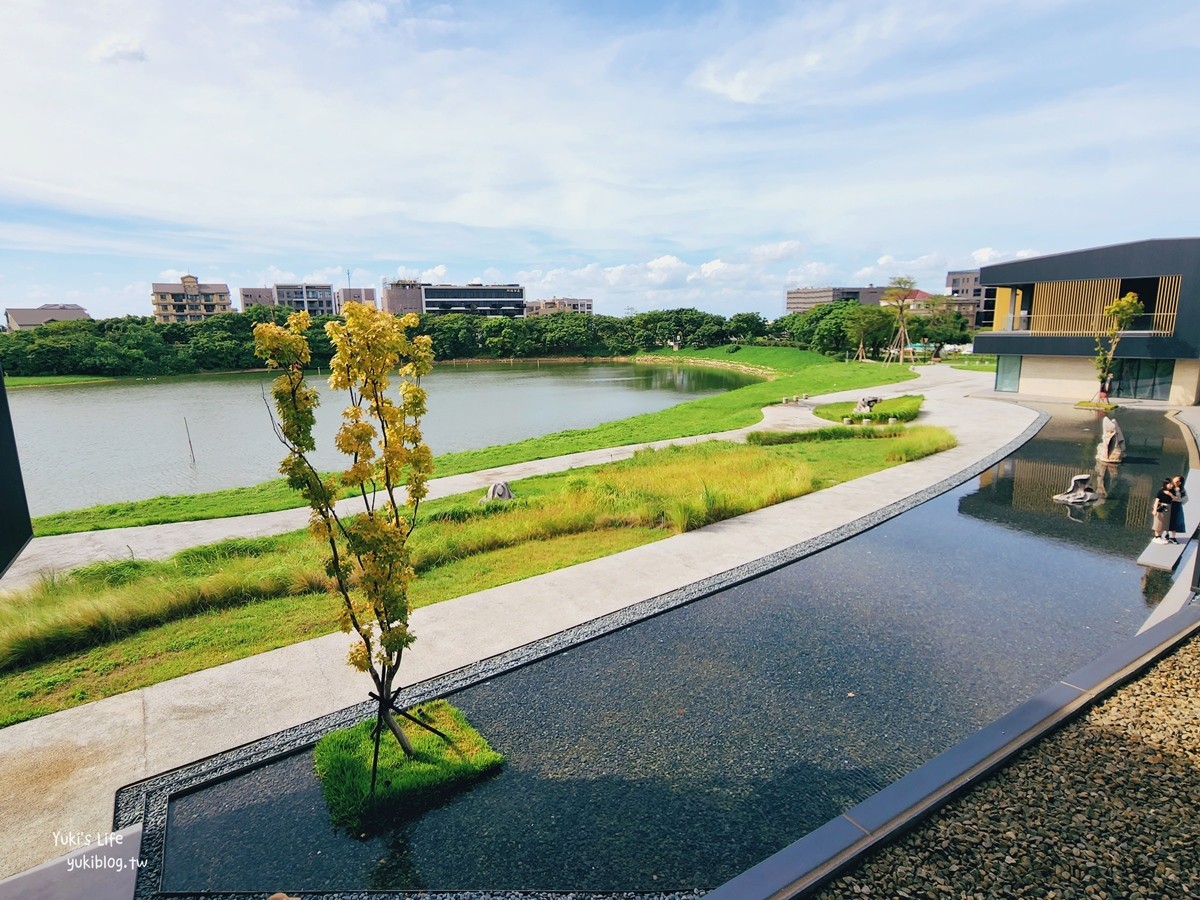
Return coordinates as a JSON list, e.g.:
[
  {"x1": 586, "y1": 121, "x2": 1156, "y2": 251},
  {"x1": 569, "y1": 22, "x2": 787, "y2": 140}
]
[
  {"x1": 1096, "y1": 416, "x2": 1126, "y2": 464},
  {"x1": 1052, "y1": 473, "x2": 1102, "y2": 505},
  {"x1": 852, "y1": 396, "x2": 881, "y2": 414},
  {"x1": 479, "y1": 481, "x2": 515, "y2": 504}
]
